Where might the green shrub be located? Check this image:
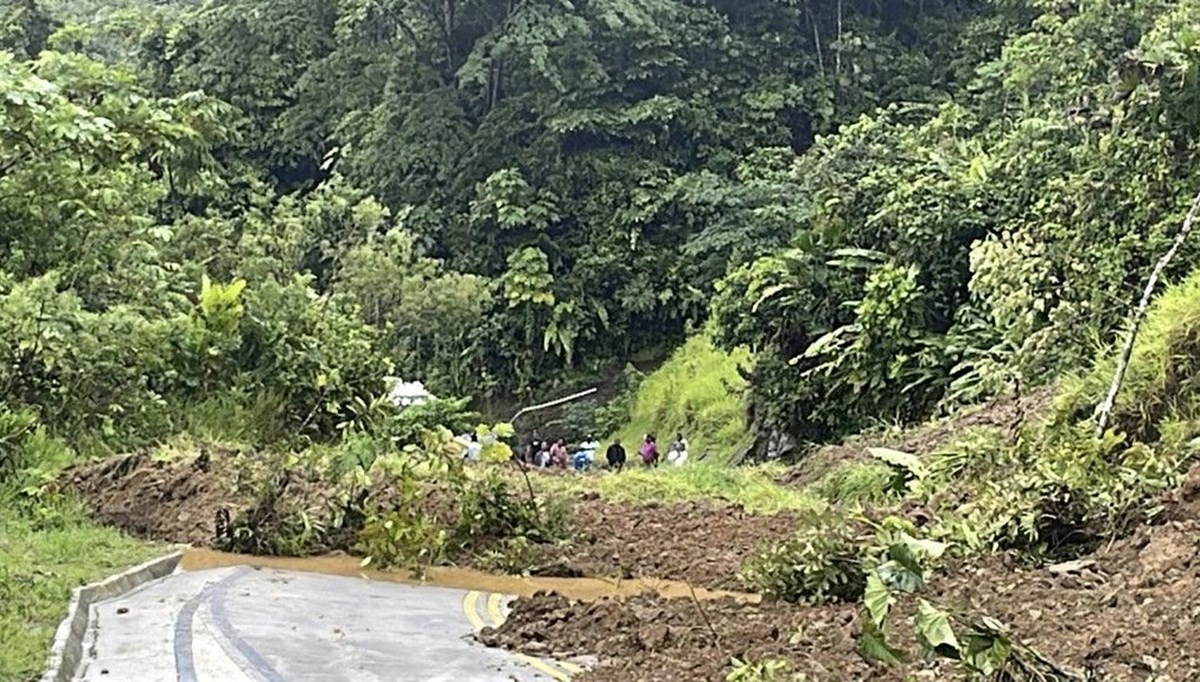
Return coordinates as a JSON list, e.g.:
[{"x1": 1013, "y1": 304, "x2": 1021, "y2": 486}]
[
  {"x1": 809, "y1": 462, "x2": 900, "y2": 506},
  {"x1": 738, "y1": 513, "x2": 867, "y2": 603},
  {"x1": 0, "y1": 408, "x2": 39, "y2": 486},
  {"x1": 454, "y1": 472, "x2": 569, "y2": 550},
  {"x1": 355, "y1": 507, "x2": 447, "y2": 573},
  {"x1": 931, "y1": 423, "x2": 1187, "y2": 559}
]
